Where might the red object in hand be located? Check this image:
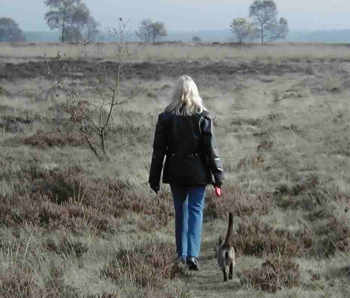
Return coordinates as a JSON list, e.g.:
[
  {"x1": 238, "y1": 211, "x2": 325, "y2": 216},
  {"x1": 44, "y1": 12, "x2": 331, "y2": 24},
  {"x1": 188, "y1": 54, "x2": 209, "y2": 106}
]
[{"x1": 215, "y1": 186, "x2": 222, "y2": 197}]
